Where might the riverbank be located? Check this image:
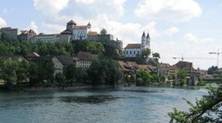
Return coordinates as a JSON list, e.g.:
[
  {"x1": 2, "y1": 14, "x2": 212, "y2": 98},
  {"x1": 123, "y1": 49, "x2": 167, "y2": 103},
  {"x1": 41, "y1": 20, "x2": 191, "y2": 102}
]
[{"x1": 0, "y1": 83, "x2": 209, "y2": 93}]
